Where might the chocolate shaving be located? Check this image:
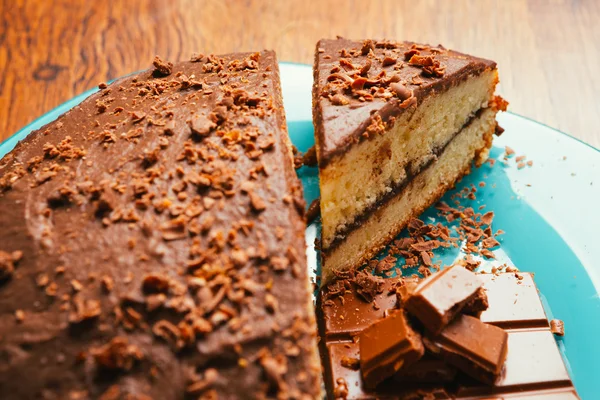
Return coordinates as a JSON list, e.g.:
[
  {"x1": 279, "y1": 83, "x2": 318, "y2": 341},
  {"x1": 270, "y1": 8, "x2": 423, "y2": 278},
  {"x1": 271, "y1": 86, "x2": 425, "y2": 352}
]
[
  {"x1": 153, "y1": 56, "x2": 173, "y2": 76},
  {"x1": 333, "y1": 378, "x2": 349, "y2": 399},
  {"x1": 550, "y1": 319, "x2": 565, "y2": 336},
  {"x1": 260, "y1": 354, "x2": 288, "y2": 392},
  {"x1": 354, "y1": 271, "x2": 384, "y2": 302},
  {"x1": 249, "y1": 192, "x2": 266, "y2": 212},
  {"x1": 69, "y1": 296, "x2": 101, "y2": 325},
  {"x1": 331, "y1": 94, "x2": 350, "y2": 106},
  {"x1": 152, "y1": 320, "x2": 184, "y2": 350},
  {"x1": 142, "y1": 273, "x2": 170, "y2": 294},
  {"x1": 361, "y1": 40, "x2": 375, "y2": 55},
  {"x1": 340, "y1": 356, "x2": 360, "y2": 370},
  {"x1": 187, "y1": 369, "x2": 219, "y2": 395},
  {"x1": 382, "y1": 56, "x2": 397, "y2": 67},
  {"x1": 190, "y1": 115, "x2": 217, "y2": 139},
  {"x1": 0, "y1": 250, "x2": 22, "y2": 282},
  {"x1": 390, "y1": 82, "x2": 409, "y2": 98},
  {"x1": 92, "y1": 336, "x2": 143, "y2": 371},
  {"x1": 302, "y1": 146, "x2": 317, "y2": 167}
]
